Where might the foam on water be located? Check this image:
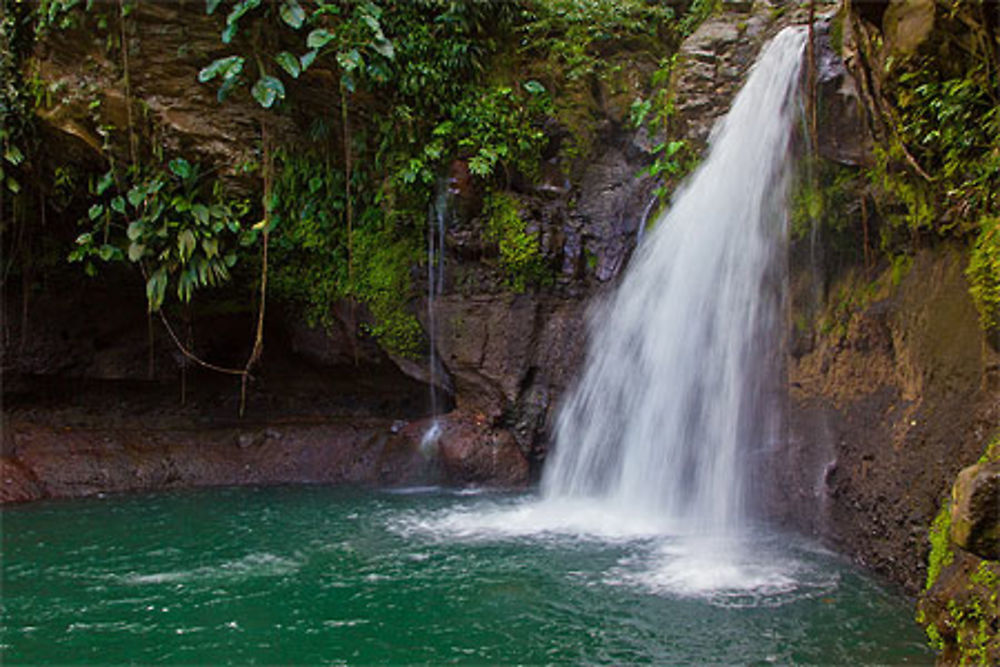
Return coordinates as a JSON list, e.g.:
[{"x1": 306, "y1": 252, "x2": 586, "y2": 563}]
[{"x1": 118, "y1": 552, "x2": 301, "y2": 586}]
